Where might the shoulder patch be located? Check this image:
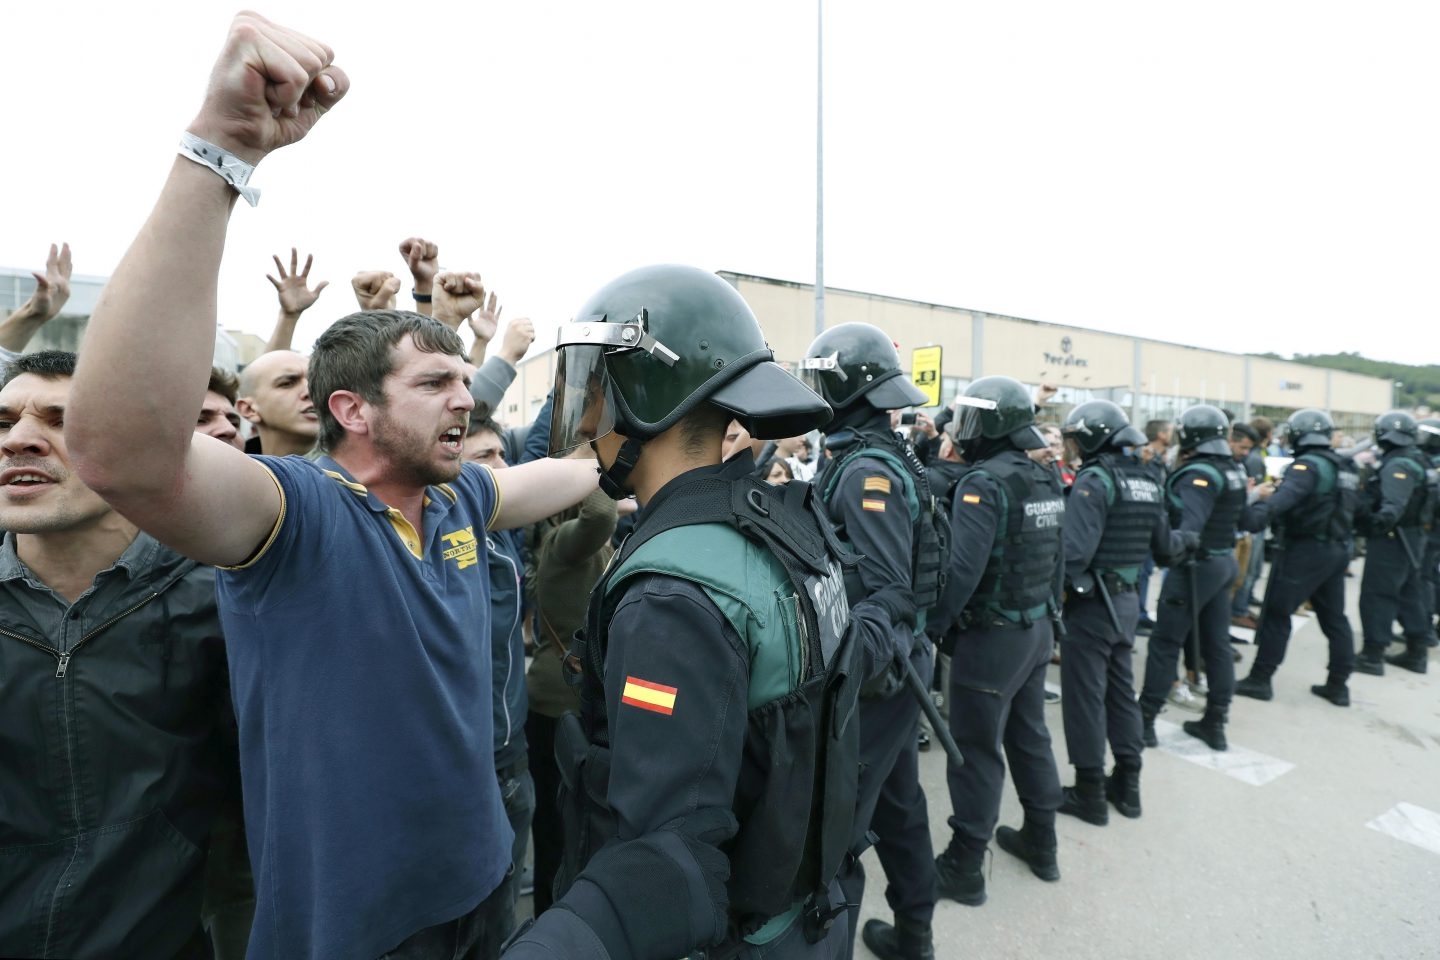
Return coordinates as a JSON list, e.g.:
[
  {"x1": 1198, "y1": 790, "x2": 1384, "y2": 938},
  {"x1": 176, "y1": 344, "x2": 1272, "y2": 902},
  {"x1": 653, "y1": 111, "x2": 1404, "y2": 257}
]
[
  {"x1": 861, "y1": 498, "x2": 887, "y2": 512},
  {"x1": 962, "y1": 493, "x2": 982, "y2": 504},
  {"x1": 862, "y1": 475, "x2": 892, "y2": 494},
  {"x1": 1291, "y1": 463, "x2": 1307, "y2": 471},
  {"x1": 621, "y1": 676, "x2": 677, "y2": 716},
  {"x1": 1393, "y1": 472, "x2": 1408, "y2": 480},
  {"x1": 1192, "y1": 477, "x2": 1210, "y2": 487}
]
